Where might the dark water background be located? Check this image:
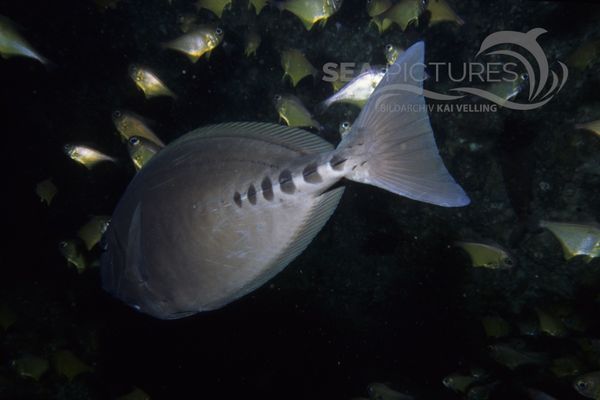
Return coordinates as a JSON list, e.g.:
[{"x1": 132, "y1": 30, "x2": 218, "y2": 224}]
[{"x1": 2, "y1": 0, "x2": 600, "y2": 399}]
